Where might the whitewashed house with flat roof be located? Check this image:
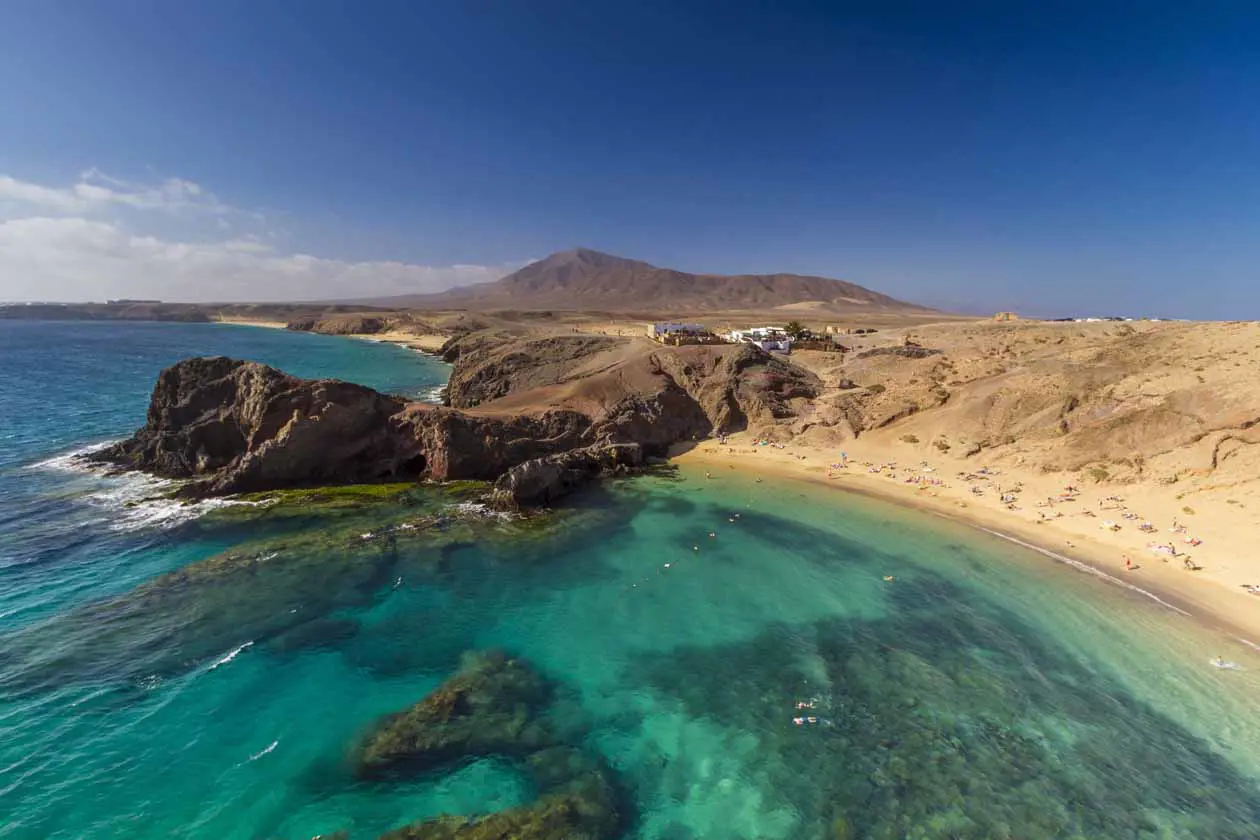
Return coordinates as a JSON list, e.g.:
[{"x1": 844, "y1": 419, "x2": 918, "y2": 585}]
[{"x1": 725, "y1": 326, "x2": 792, "y2": 353}]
